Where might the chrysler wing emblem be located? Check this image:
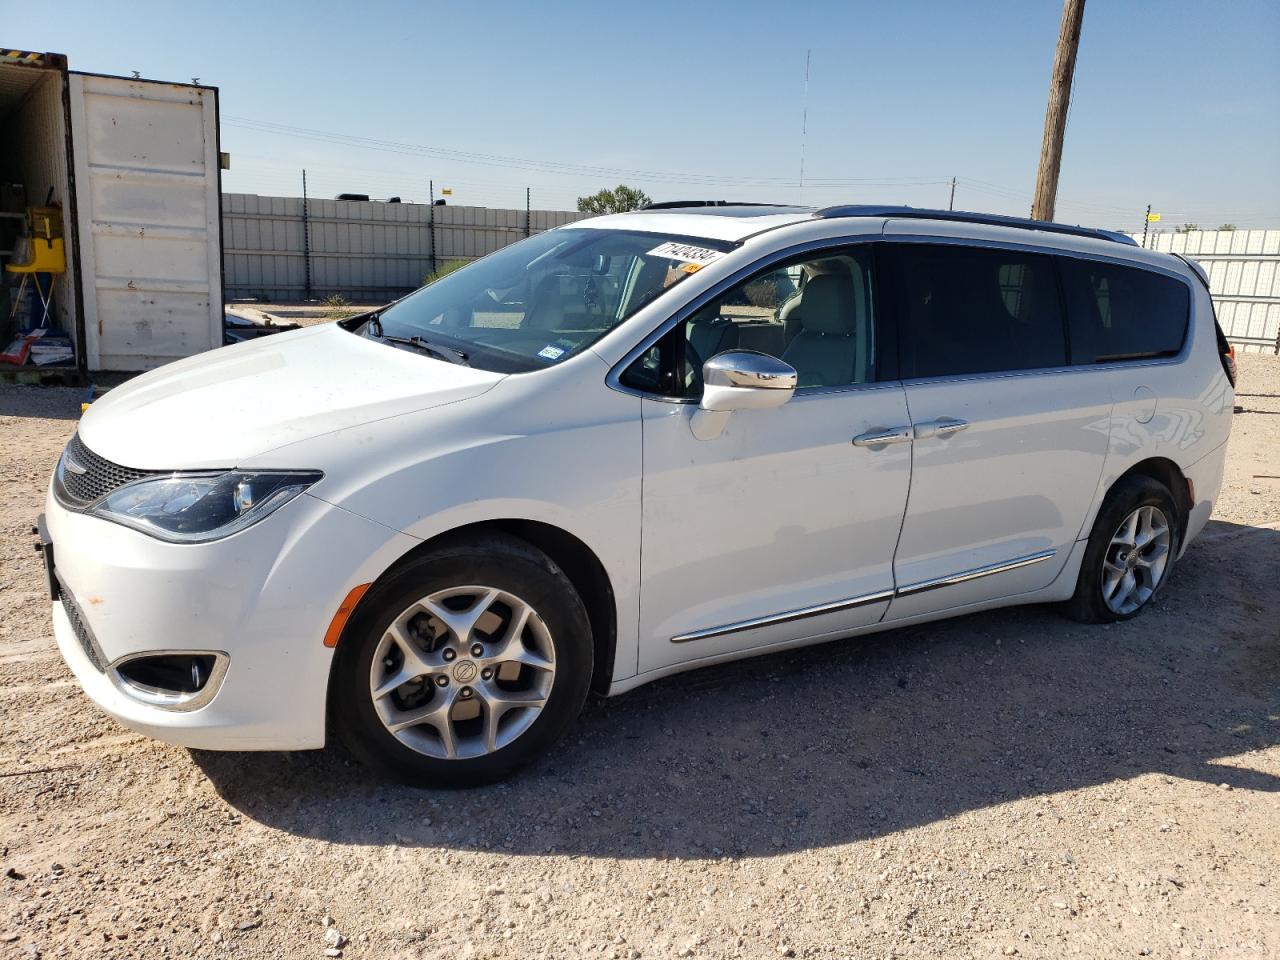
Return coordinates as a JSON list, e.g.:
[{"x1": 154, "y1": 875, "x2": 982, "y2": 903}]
[{"x1": 62, "y1": 451, "x2": 88, "y2": 476}]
